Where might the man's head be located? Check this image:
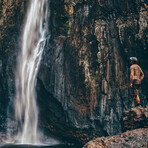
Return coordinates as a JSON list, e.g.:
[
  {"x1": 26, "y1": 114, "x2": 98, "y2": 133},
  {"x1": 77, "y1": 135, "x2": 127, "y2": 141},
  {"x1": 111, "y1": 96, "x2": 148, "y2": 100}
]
[{"x1": 130, "y1": 57, "x2": 138, "y2": 64}]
